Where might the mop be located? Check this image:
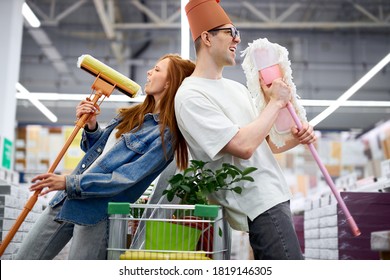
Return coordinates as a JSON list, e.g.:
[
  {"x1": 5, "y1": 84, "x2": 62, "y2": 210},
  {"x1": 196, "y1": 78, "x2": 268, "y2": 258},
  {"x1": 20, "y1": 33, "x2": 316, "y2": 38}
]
[
  {"x1": 0, "y1": 55, "x2": 142, "y2": 256},
  {"x1": 241, "y1": 38, "x2": 361, "y2": 237}
]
